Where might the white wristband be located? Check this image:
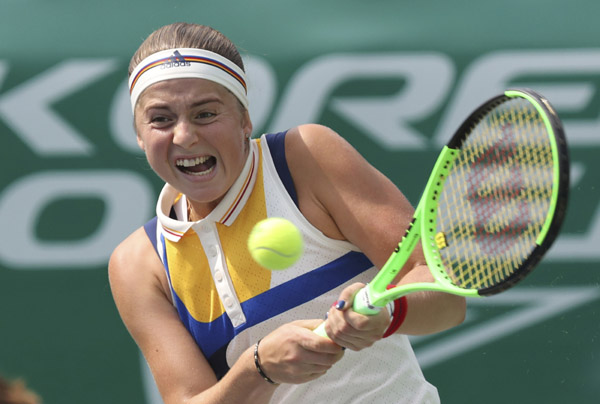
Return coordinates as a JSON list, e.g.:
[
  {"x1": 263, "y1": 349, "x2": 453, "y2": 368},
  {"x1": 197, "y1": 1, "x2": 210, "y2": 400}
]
[{"x1": 385, "y1": 300, "x2": 395, "y2": 318}]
